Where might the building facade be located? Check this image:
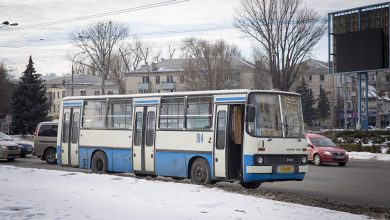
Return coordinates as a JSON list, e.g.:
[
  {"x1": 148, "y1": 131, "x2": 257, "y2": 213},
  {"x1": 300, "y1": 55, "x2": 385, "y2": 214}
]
[
  {"x1": 125, "y1": 57, "x2": 255, "y2": 94},
  {"x1": 44, "y1": 74, "x2": 118, "y2": 119}
]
